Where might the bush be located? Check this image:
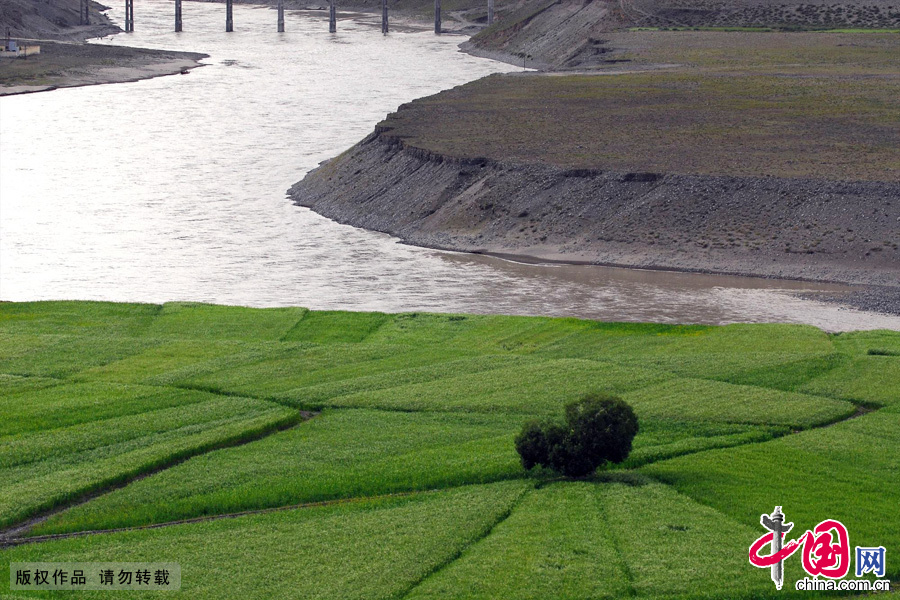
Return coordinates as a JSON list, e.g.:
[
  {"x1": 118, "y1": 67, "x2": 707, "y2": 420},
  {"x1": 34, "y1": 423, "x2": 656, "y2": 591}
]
[{"x1": 514, "y1": 393, "x2": 639, "y2": 477}]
